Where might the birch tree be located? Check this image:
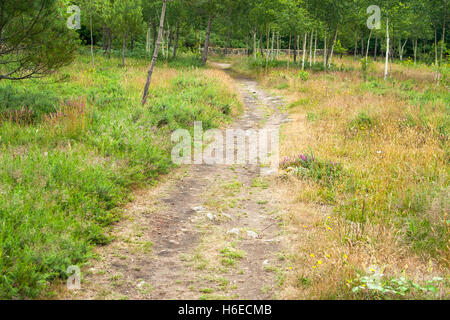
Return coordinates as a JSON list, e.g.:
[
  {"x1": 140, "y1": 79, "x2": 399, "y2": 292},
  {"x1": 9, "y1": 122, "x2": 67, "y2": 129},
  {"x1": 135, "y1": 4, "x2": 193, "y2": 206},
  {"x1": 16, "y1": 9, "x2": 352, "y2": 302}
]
[
  {"x1": 112, "y1": 0, "x2": 144, "y2": 67},
  {"x1": 142, "y1": 0, "x2": 168, "y2": 105}
]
